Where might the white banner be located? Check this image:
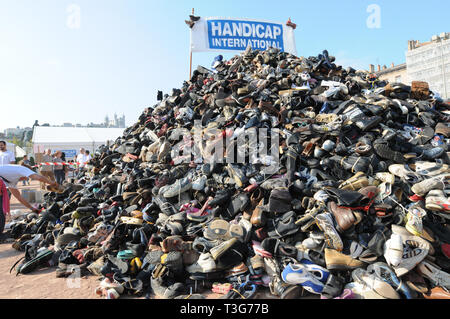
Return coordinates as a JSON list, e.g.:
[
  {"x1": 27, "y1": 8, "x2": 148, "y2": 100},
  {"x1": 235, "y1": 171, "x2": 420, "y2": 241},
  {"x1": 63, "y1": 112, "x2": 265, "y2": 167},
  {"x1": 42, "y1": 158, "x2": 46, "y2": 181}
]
[{"x1": 190, "y1": 17, "x2": 297, "y2": 56}]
